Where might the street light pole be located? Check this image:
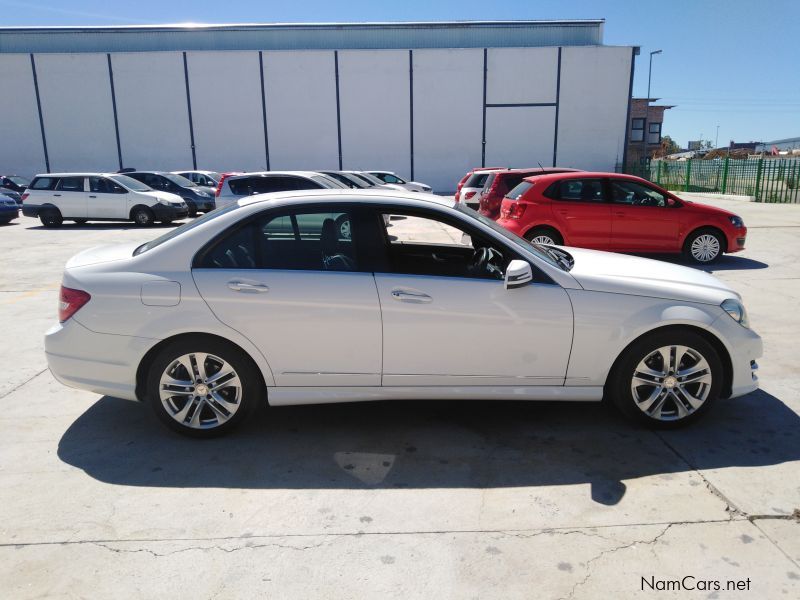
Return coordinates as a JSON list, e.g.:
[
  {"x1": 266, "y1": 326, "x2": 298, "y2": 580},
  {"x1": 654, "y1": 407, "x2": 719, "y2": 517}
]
[
  {"x1": 715, "y1": 125, "x2": 720, "y2": 149},
  {"x1": 642, "y1": 49, "x2": 662, "y2": 167}
]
